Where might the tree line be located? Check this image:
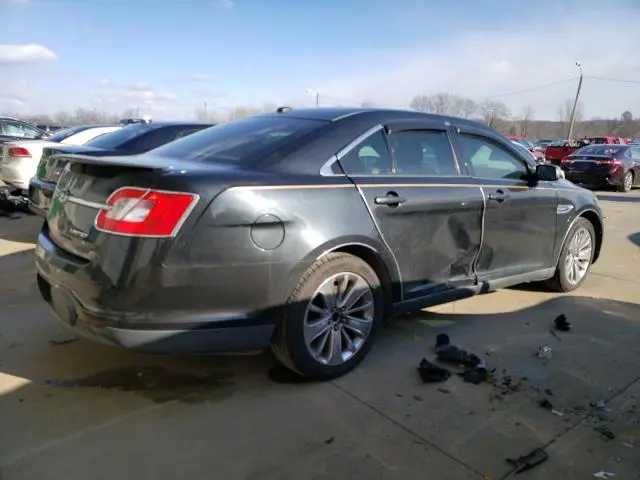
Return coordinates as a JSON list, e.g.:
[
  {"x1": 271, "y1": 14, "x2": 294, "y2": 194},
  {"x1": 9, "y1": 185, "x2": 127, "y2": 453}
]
[{"x1": 5, "y1": 93, "x2": 639, "y2": 139}]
